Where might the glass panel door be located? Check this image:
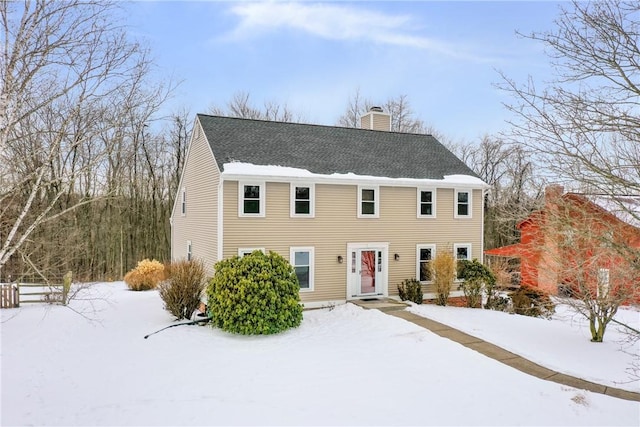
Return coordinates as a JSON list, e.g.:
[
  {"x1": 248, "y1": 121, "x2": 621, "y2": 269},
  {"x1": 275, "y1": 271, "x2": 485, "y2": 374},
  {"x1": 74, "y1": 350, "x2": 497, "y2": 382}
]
[{"x1": 359, "y1": 250, "x2": 376, "y2": 294}]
